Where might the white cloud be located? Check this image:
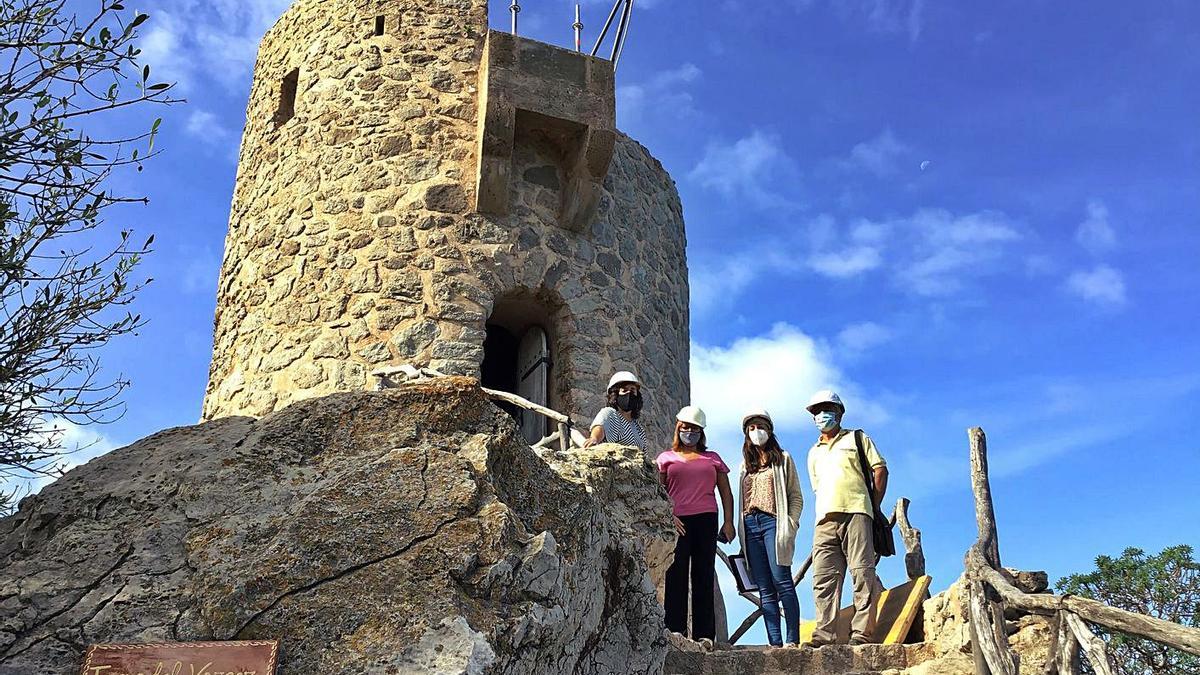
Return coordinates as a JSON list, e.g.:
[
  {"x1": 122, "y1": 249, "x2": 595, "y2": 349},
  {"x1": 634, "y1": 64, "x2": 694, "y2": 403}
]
[
  {"x1": 807, "y1": 246, "x2": 882, "y2": 279},
  {"x1": 789, "y1": 0, "x2": 926, "y2": 43},
  {"x1": 691, "y1": 323, "x2": 887, "y2": 441},
  {"x1": 836, "y1": 321, "x2": 893, "y2": 354},
  {"x1": 1065, "y1": 265, "x2": 1127, "y2": 308},
  {"x1": 186, "y1": 110, "x2": 232, "y2": 142},
  {"x1": 135, "y1": 0, "x2": 293, "y2": 92},
  {"x1": 689, "y1": 131, "x2": 800, "y2": 210},
  {"x1": 894, "y1": 209, "x2": 1022, "y2": 296},
  {"x1": 1075, "y1": 199, "x2": 1117, "y2": 255},
  {"x1": 841, "y1": 128, "x2": 910, "y2": 176},
  {"x1": 617, "y1": 63, "x2": 701, "y2": 129},
  {"x1": 1, "y1": 418, "x2": 119, "y2": 500}
]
